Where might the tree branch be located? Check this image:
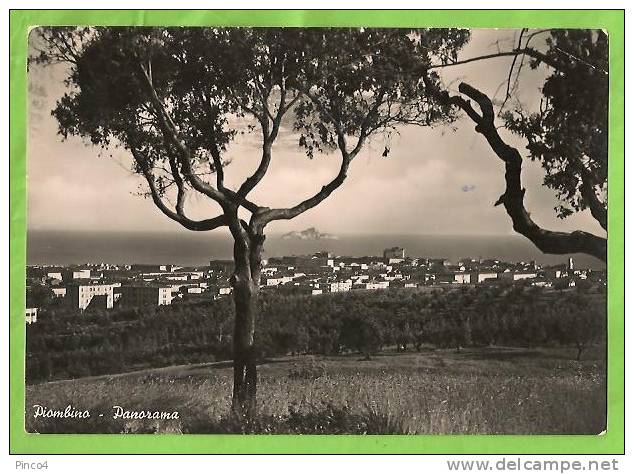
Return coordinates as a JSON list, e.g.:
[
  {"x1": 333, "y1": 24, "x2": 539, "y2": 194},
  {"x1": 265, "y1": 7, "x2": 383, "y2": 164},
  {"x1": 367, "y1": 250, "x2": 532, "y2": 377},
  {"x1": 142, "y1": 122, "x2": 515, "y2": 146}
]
[
  {"x1": 256, "y1": 86, "x2": 387, "y2": 226},
  {"x1": 235, "y1": 88, "x2": 286, "y2": 200},
  {"x1": 579, "y1": 166, "x2": 608, "y2": 231},
  {"x1": 430, "y1": 79, "x2": 606, "y2": 262},
  {"x1": 236, "y1": 89, "x2": 305, "y2": 200},
  {"x1": 499, "y1": 29, "x2": 527, "y2": 111},
  {"x1": 201, "y1": 92, "x2": 227, "y2": 193},
  {"x1": 135, "y1": 62, "x2": 229, "y2": 206},
  {"x1": 167, "y1": 153, "x2": 187, "y2": 216},
  {"x1": 258, "y1": 150, "x2": 352, "y2": 224},
  {"x1": 350, "y1": 87, "x2": 388, "y2": 157},
  {"x1": 428, "y1": 46, "x2": 603, "y2": 76},
  {"x1": 132, "y1": 148, "x2": 228, "y2": 232}
]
